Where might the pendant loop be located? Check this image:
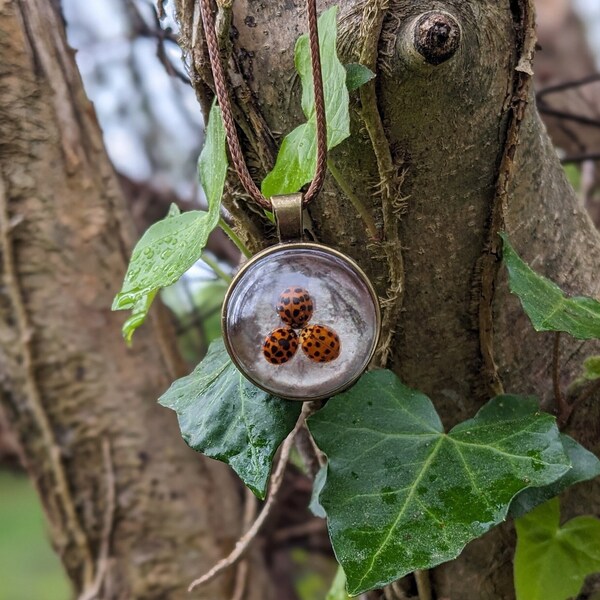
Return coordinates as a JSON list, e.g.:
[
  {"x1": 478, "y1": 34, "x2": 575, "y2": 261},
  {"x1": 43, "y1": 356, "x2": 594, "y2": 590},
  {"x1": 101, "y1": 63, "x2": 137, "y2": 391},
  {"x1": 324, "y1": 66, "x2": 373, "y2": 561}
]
[{"x1": 271, "y1": 194, "x2": 304, "y2": 242}]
